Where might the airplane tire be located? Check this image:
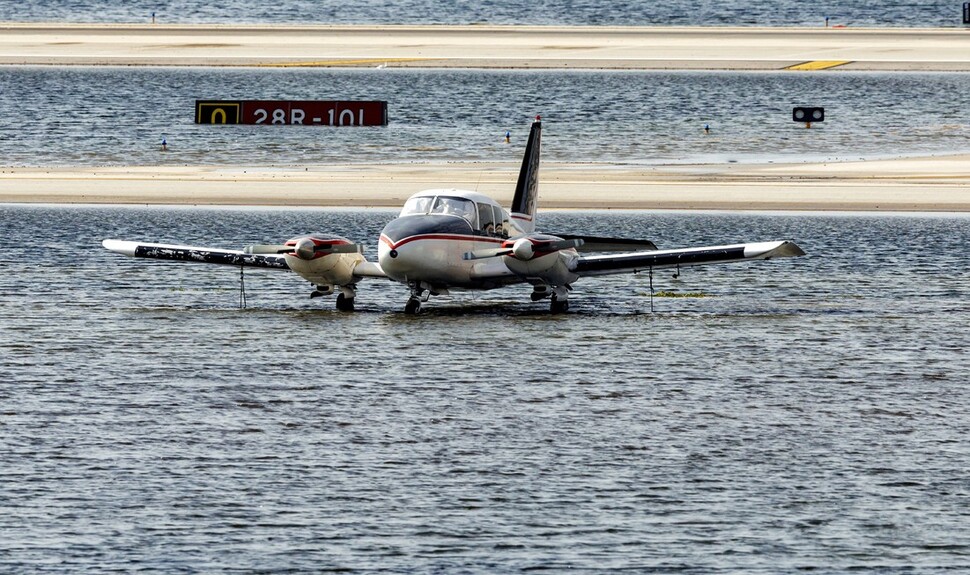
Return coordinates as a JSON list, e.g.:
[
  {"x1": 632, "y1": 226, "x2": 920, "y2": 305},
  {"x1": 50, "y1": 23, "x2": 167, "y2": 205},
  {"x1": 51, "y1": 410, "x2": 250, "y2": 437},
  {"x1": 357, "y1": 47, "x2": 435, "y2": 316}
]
[
  {"x1": 335, "y1": 293, "x2": 355, "y2": 312},
  {"x1": 550, "y1": 297, "x2": 569, "y2": 314},
  {"x1": 404, "y1": 298, "x2": 421, "y2": 315}
]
